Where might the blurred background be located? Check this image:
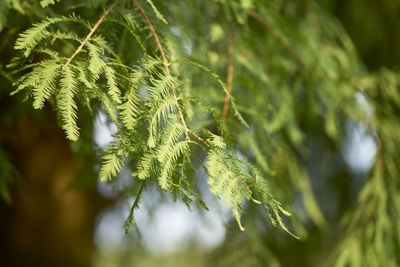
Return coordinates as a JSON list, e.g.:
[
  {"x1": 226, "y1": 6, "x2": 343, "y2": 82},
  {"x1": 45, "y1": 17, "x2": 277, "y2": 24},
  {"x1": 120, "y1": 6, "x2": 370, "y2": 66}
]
[{"x1": 1, "y1": 0, "x2": 400, "y2": 266}]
